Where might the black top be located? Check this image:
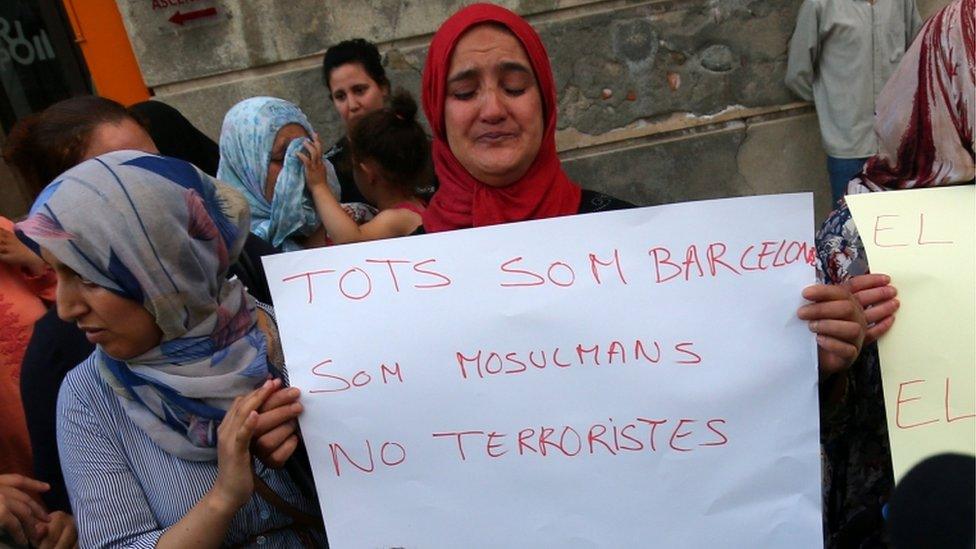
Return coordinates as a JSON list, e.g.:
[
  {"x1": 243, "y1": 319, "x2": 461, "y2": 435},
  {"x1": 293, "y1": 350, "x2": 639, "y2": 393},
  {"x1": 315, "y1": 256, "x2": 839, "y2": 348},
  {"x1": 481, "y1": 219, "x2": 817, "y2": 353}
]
[
  {"x1": 20, "y1": 309, "x2": 93, "y2": 512},
  {"x1": 577, "y1": 189, "x2": 635, "y2": 213},
  {"x1": 129, "y1": 101, "x2": 221, "y2": 177},
  {"x1": 231, "y1": 233, "x2": 278, "y2": 305},
  {"x1": 887, "y1": 453, "x2": 975, "y2": 549}
]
